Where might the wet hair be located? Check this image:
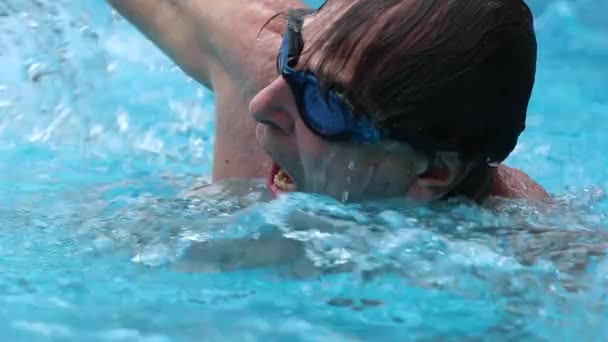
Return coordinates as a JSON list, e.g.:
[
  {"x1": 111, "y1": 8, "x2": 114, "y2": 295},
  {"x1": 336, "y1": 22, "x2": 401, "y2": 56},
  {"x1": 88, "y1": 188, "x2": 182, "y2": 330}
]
[{"x1": 296, "y1": 0, "x2": 537, "y2": 199}]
